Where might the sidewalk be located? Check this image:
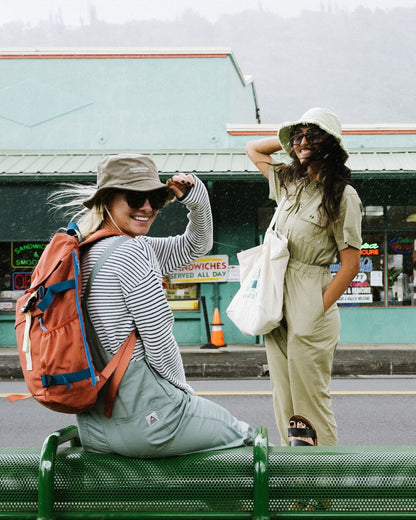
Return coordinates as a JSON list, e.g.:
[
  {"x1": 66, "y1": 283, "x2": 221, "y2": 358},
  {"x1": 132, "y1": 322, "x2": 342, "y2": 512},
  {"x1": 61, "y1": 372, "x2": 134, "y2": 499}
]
[
  {"x1": 180, "y1": 343, "x2": 416, "y2": 378},
  {"x1": 1, "y1": 343, "x2": 416, "y2": 379}
]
